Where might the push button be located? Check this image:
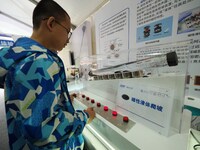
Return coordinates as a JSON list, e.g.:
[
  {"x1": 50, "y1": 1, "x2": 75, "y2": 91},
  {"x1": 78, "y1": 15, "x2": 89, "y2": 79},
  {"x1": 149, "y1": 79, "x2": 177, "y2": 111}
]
[
  {"x1": 112, "y1": 111, "x2": 118, "y2": 116},
  {"x1": 72, "y1": 93, "x2": 77, "y2": 97},
  {"x1": 123, "y1": 116, "x2": 129, "y2": 122},
  {"x1": 104, "y1": 106, "x2": 108, "y2": 111},
  {"x1": 97, "y1": 102, "x2": 101, "y2": 107},
  {"x1": 91, "y1": 99, "x2": 95, "y2": 103}
]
